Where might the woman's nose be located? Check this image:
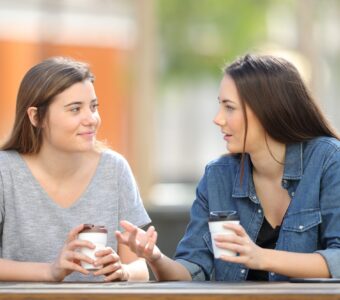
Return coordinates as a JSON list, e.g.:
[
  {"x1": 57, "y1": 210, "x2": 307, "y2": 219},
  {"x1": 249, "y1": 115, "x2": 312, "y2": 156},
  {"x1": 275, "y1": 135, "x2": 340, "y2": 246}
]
[
  {"x1": 82, "y1": 110, "x2": 98, "y2": 125},
  {"x1": 213, "y1": 111, "x2": 226, "y2": 126}
]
